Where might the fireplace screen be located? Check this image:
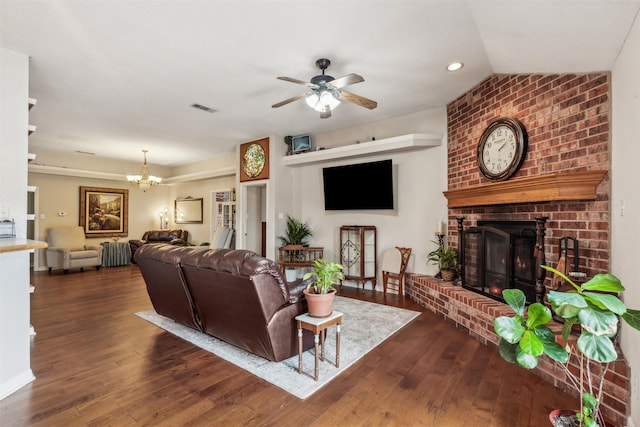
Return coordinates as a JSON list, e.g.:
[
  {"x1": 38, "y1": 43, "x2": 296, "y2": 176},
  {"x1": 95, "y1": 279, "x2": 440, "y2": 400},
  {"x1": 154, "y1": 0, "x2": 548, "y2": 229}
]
[{"x1": 462, "y1": 221, "x2": 537, "y2": 303}]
